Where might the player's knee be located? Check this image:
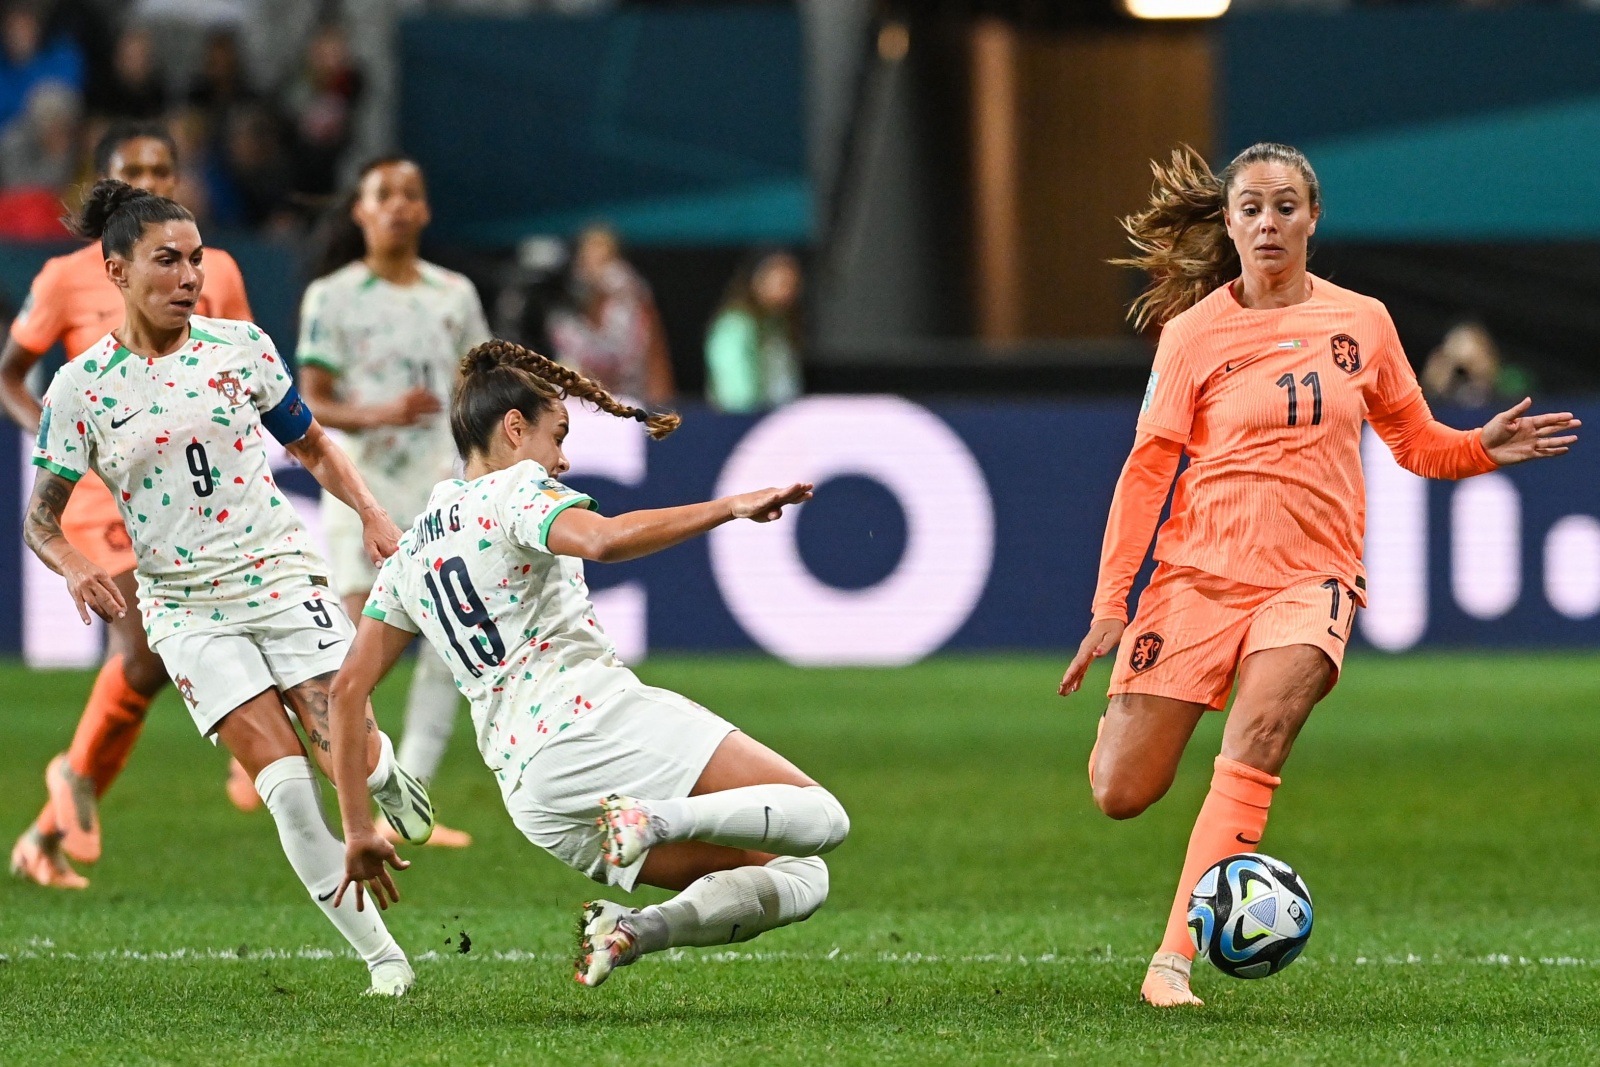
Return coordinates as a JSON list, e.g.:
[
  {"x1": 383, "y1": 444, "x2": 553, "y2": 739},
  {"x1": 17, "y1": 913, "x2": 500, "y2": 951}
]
[
  {"x1": 121, "y1": 646, "x2": 169, "y2": 698},
  {"x1": 766, "y1": 854, "x2": 828, "y2": 921},
  {"x1": 803, "y1": 785, "x2": 850, "y2": 853},
  {"x1": 1092, "y1": 773, "x2": 1160, "y2": 821}
]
